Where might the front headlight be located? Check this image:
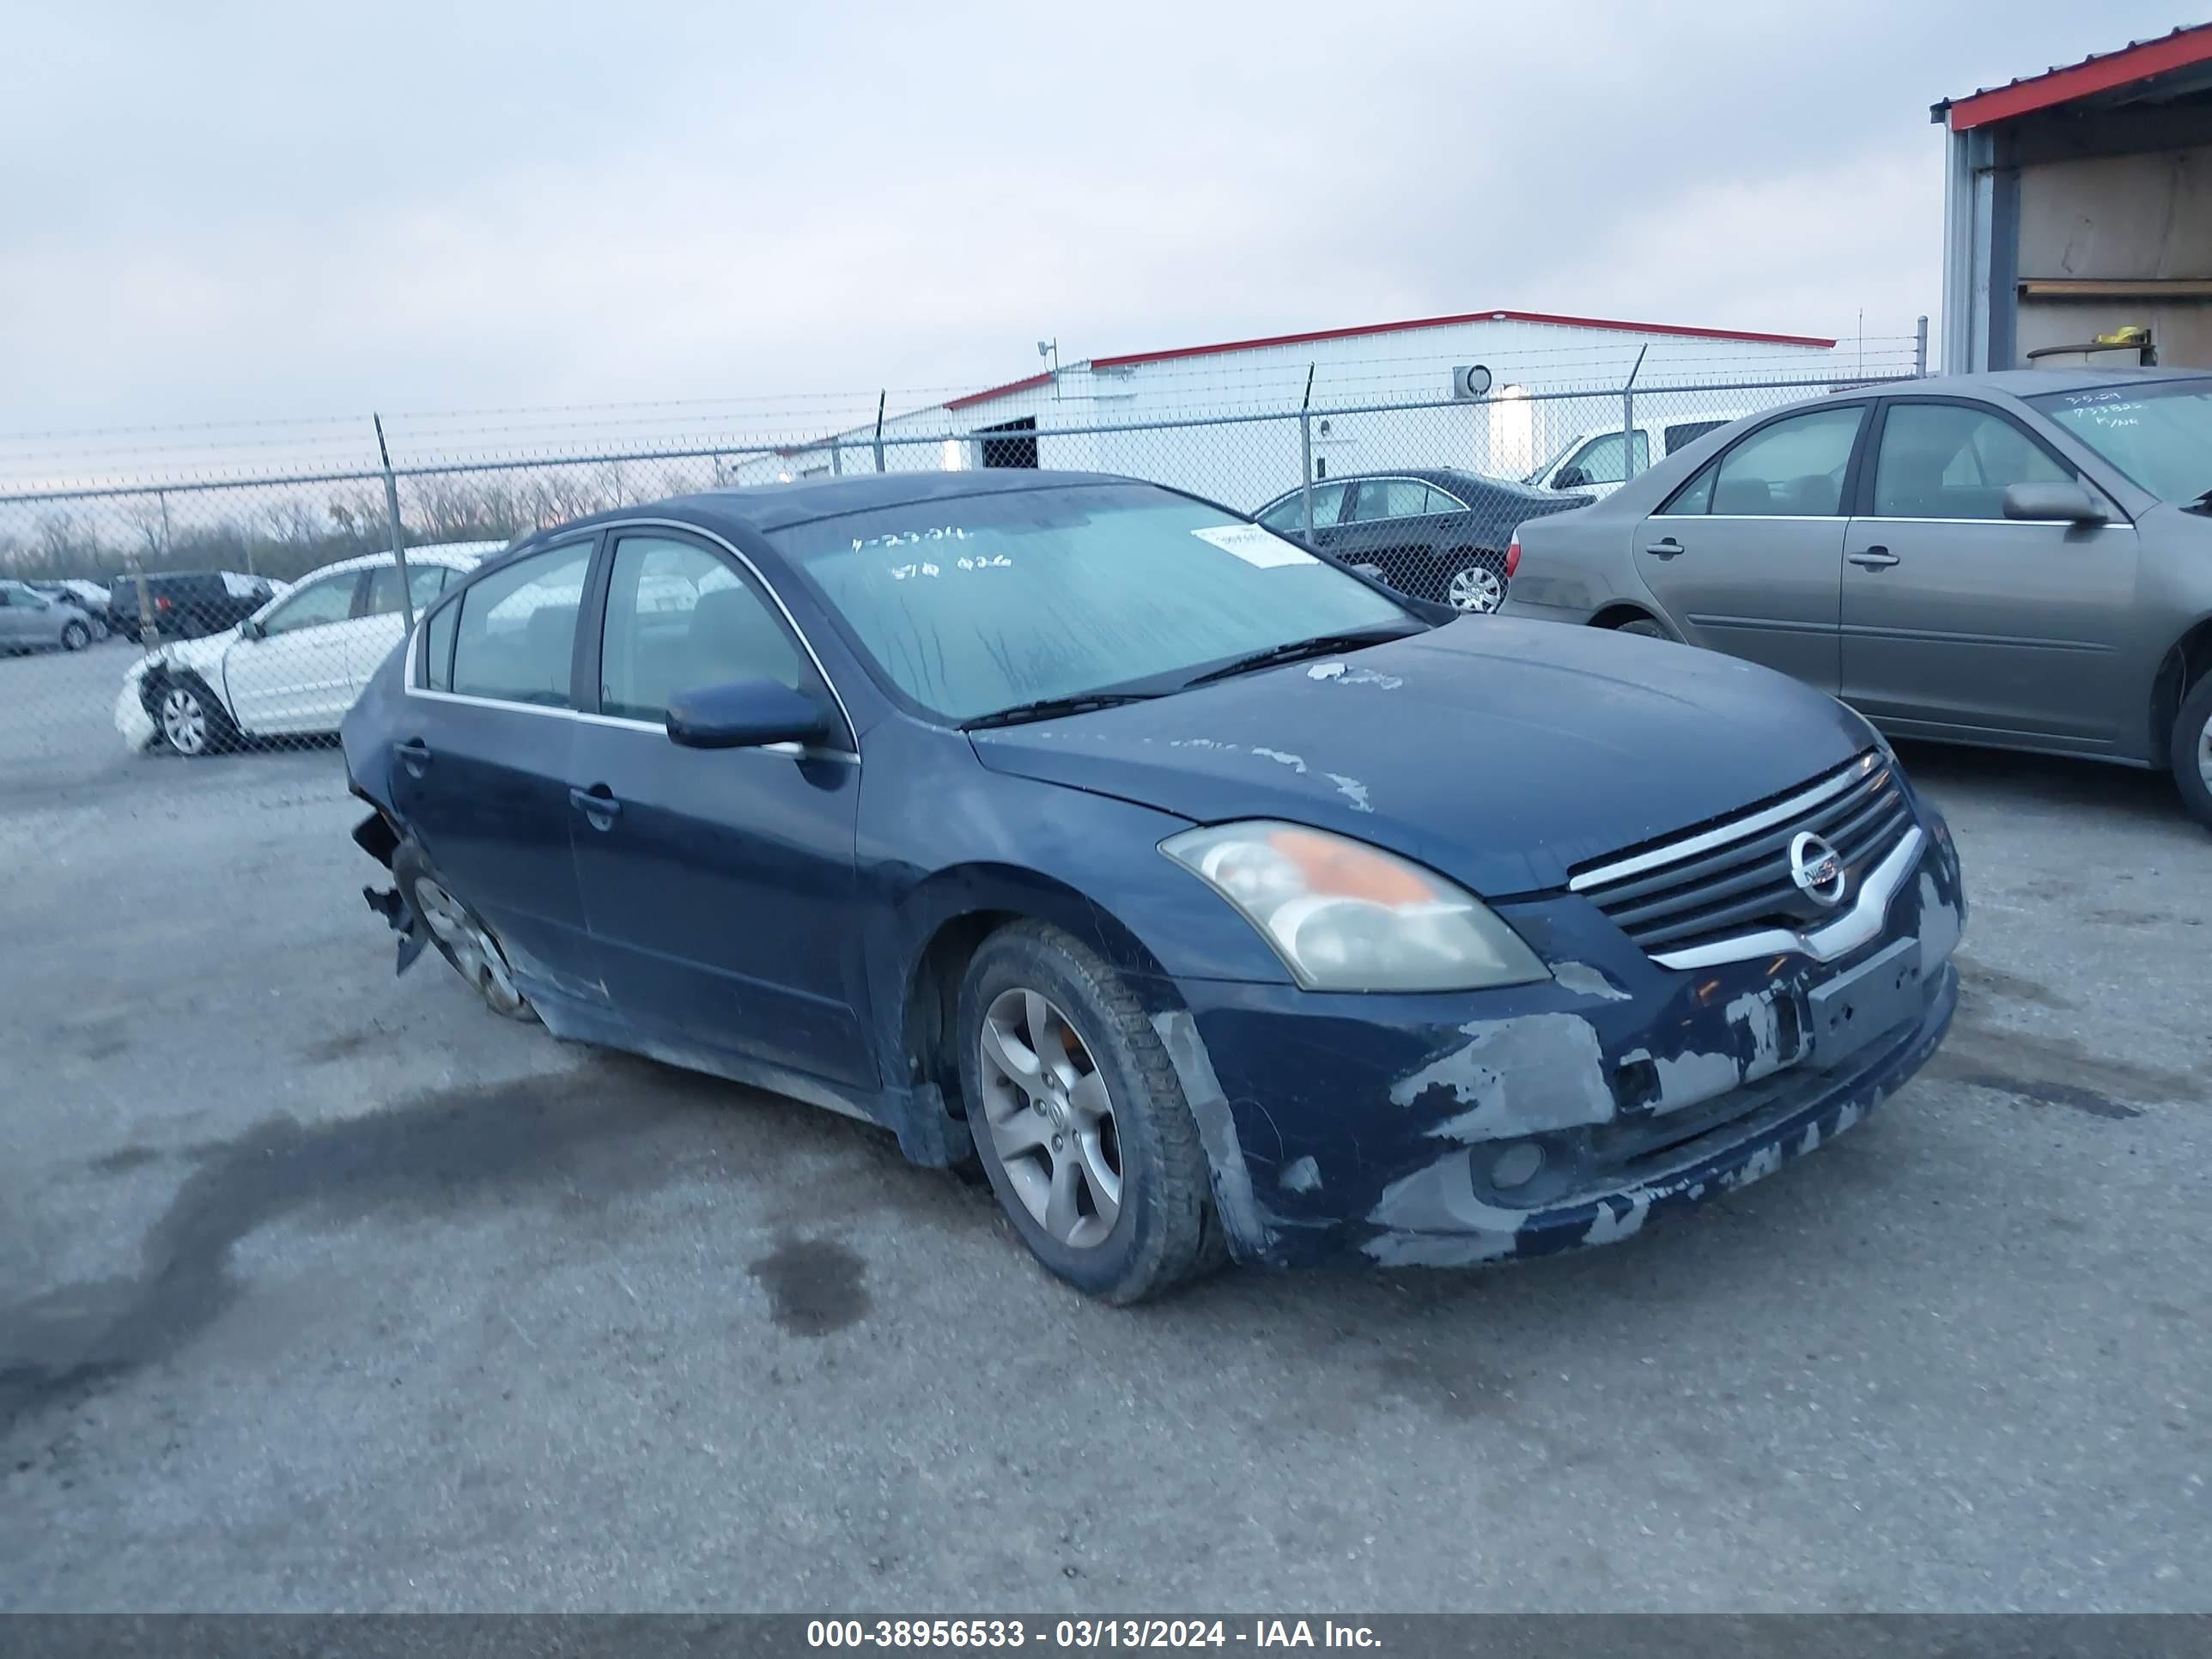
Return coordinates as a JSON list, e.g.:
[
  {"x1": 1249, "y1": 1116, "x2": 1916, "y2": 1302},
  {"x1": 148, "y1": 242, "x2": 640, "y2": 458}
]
[{"x1": 1161, "y1": 821, "x2": 1551, "y2": 993}]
